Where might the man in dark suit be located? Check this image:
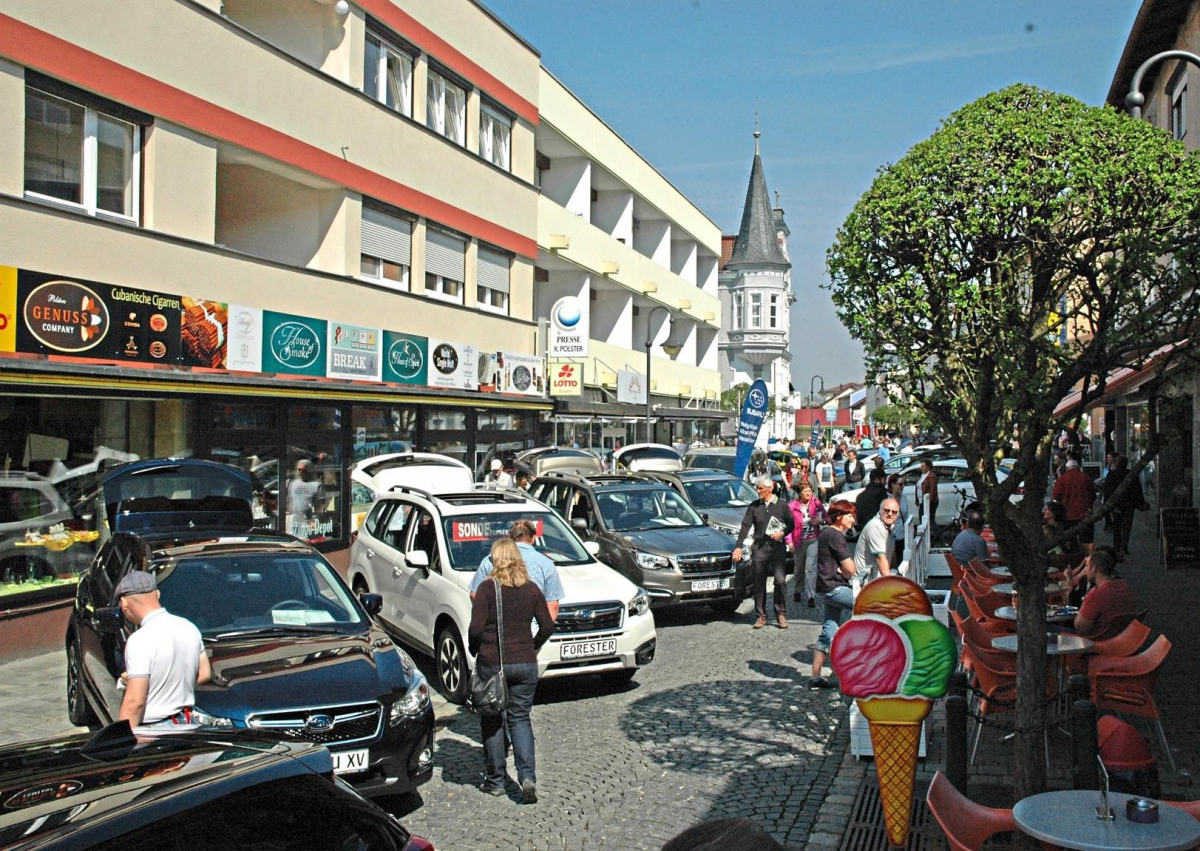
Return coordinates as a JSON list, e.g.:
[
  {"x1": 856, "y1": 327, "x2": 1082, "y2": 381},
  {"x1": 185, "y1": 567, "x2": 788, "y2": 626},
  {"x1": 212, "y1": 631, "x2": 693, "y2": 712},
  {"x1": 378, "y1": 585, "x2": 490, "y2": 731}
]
[{"x1": 733, "y1": 476, "x2": 795, "y2": 630}]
